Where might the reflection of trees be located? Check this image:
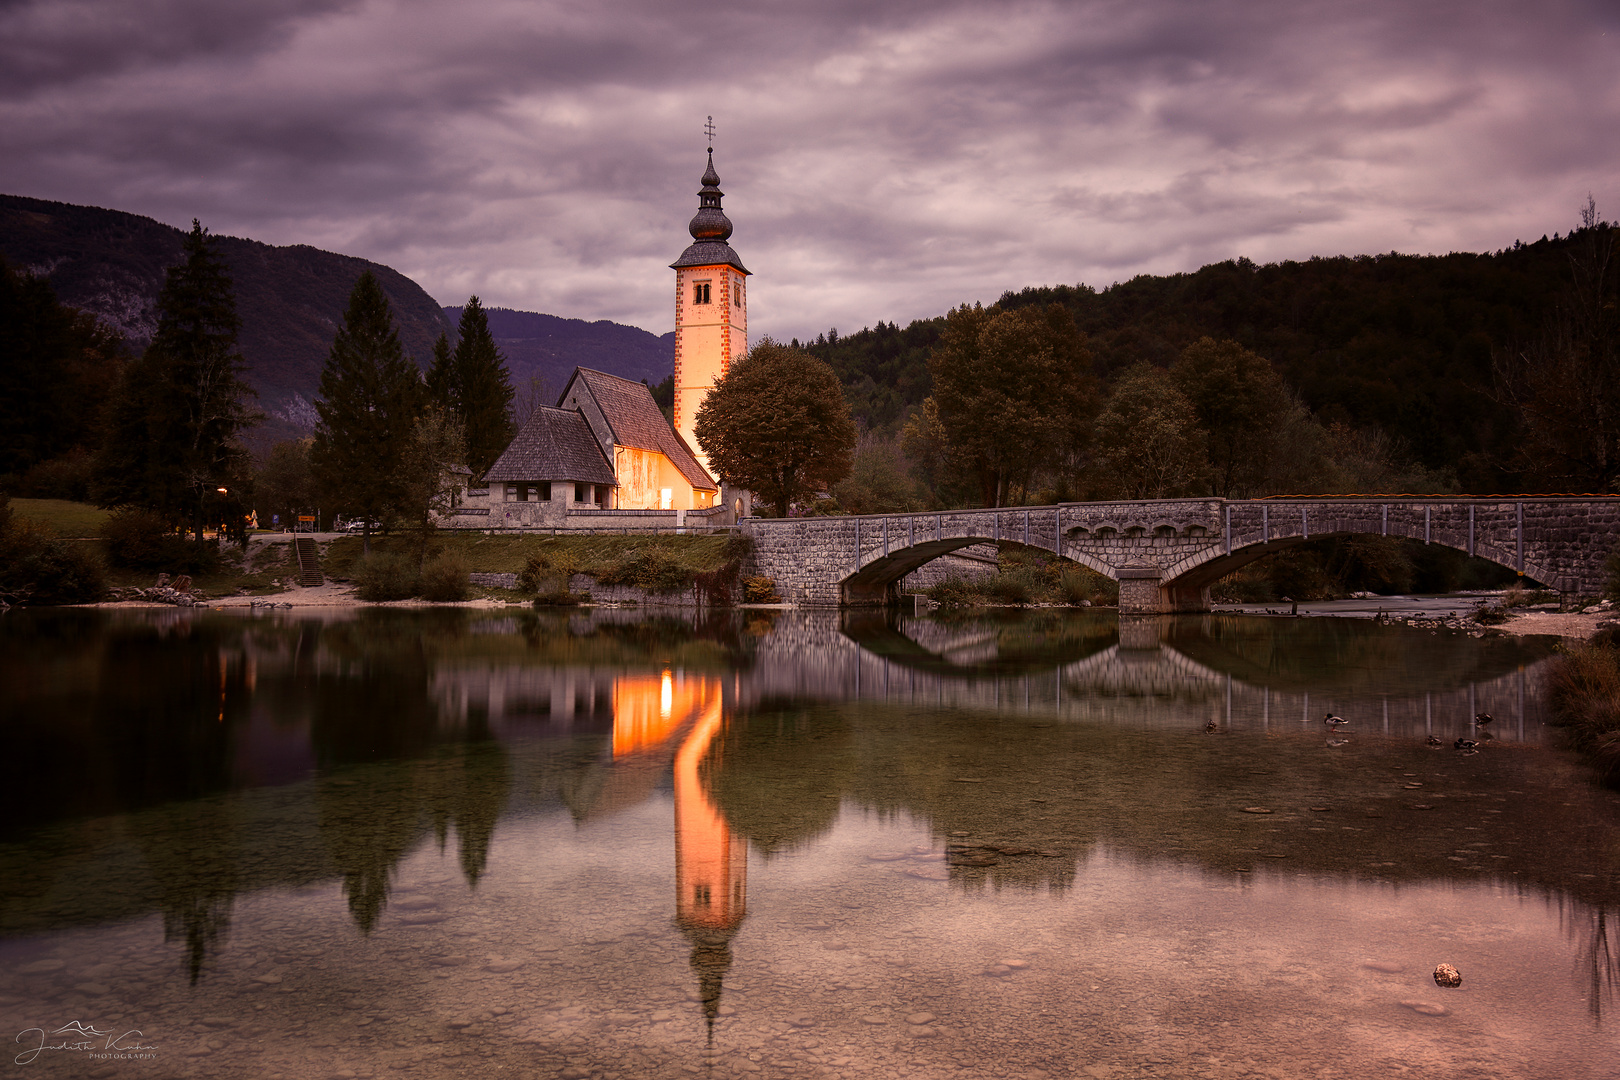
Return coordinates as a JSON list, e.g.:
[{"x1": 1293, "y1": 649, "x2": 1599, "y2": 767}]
[
  {"x1": 308, "y1": 630, "x2": 510, "y2": 930},
  {"x1": 710, "y1": 705, "x2": 854, "y2": 853},
  {"x1": 1561, "y1": 897, "x2": 1620, "y2": 1023},
  {"x1": 1164, "y1": 615, "x2": 1556, "y2": 695},
  {"x1": 132, "y1": 798, "x2": 242, "y2": 984}
]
